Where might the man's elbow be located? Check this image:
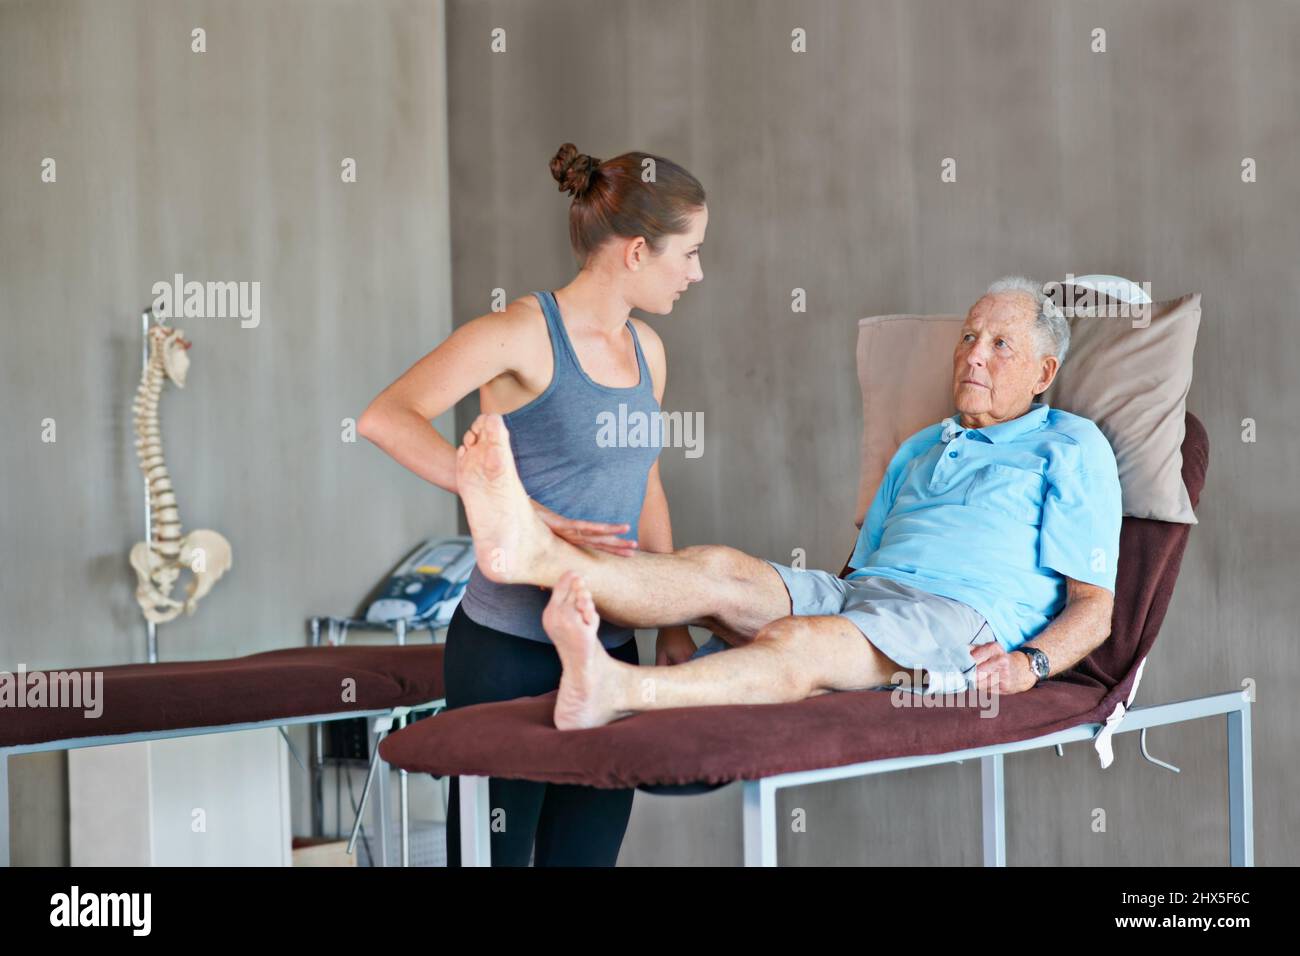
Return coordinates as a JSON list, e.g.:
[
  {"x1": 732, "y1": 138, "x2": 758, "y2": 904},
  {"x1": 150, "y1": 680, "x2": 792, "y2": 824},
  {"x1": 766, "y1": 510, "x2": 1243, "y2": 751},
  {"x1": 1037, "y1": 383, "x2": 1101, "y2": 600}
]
[{"x1": 1088, "y1": 591, "x2": 1116, "y2": 648}]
